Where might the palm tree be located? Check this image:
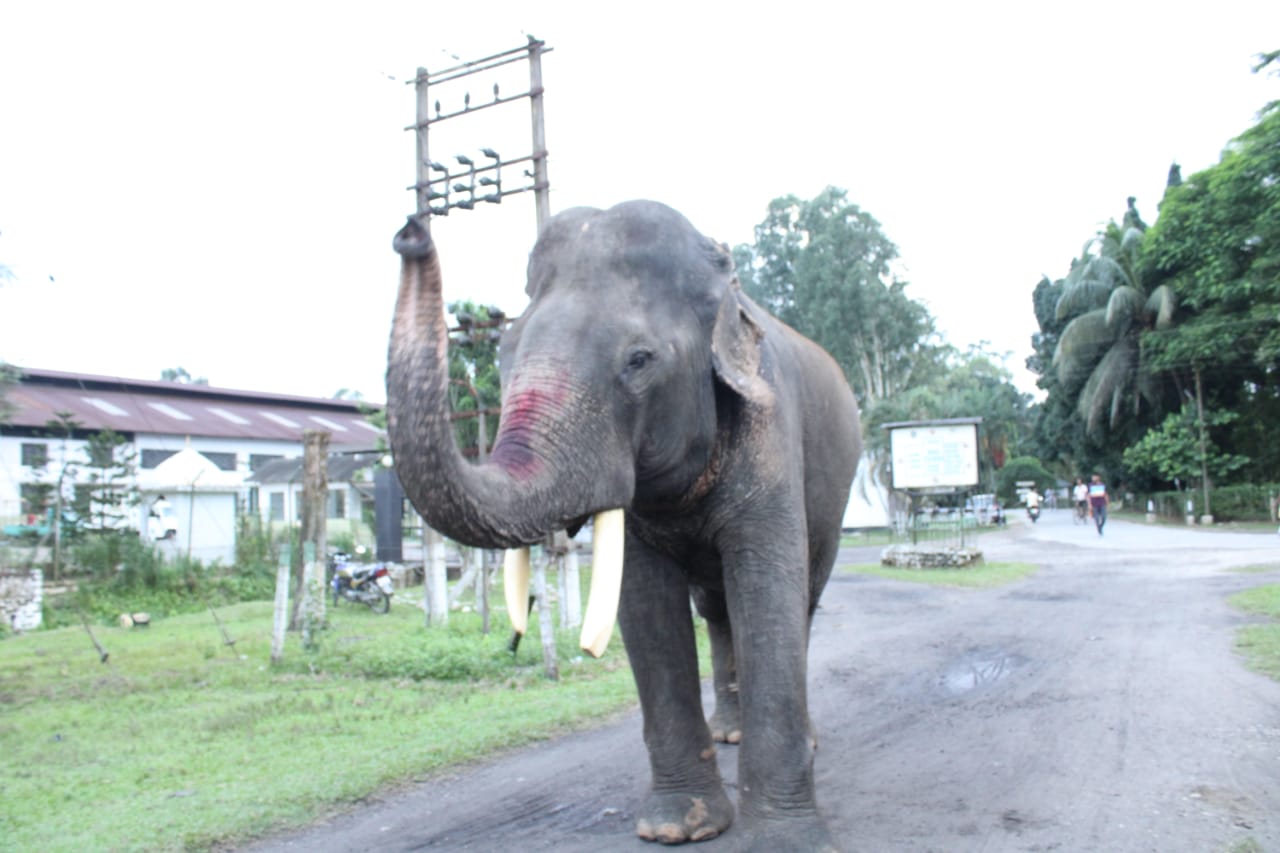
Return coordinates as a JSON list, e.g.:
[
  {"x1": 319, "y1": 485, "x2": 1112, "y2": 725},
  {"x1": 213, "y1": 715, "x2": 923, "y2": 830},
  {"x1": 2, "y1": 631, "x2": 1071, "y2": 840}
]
[{"x1": 1052, "y1": 203, "x2": 1177, "y2": 436}]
